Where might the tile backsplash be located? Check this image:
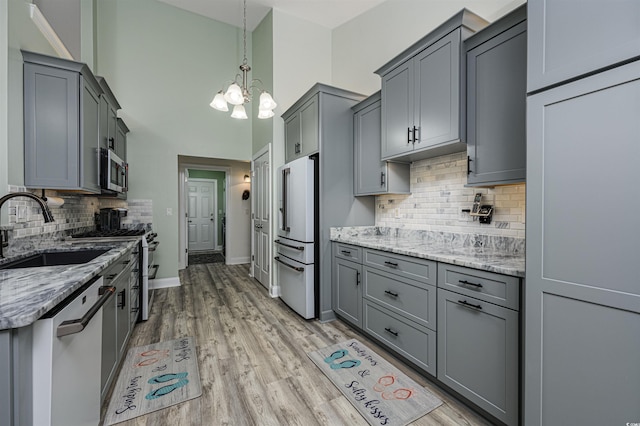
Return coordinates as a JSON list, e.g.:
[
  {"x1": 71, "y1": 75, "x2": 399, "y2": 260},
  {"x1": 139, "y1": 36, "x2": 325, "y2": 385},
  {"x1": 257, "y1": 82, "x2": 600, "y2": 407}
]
[
  {"x1": 2, "y1": 186, "x2": 153, "y2": 256},
  {"x1": 376, "y1": 152, "x2": 525, "y2": 238}
]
